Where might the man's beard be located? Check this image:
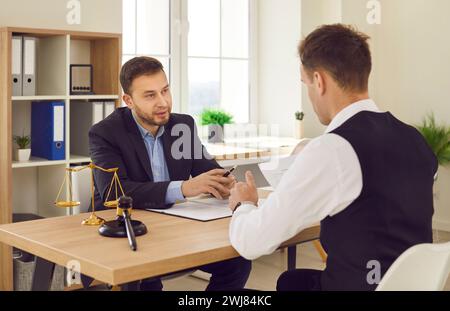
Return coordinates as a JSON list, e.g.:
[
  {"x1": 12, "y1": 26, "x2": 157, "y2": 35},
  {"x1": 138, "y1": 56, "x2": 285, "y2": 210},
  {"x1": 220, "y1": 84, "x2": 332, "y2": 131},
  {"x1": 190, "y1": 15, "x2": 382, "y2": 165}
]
[{"x1": 135, "y1": 107, "x2": 170, "y2": 127}]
